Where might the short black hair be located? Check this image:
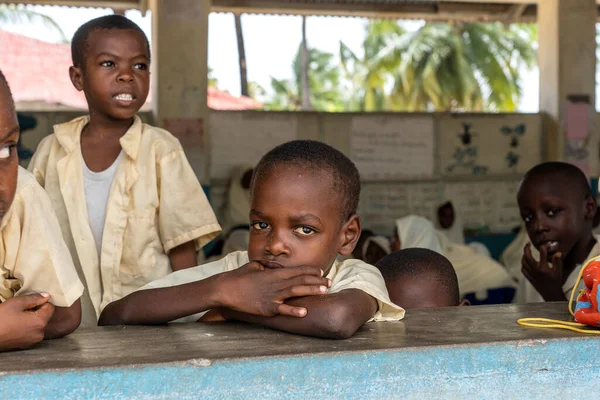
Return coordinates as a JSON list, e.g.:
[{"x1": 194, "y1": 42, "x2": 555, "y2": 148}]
[
  {"x1": 375, "y1": 248, "x2": 459, "y2": 305},
  {"x1": 71, "y1": 14, "x2": 150, "y2": 68},
  {"x1": 0, "y1": 70, "x2": 15, "y2": 110},
  {"x1": 520, "y1": 161, "x2": 592, "y2": 199},
  {"x1": 251, "y1": 140, "x2": 361, "y2": 221}
]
